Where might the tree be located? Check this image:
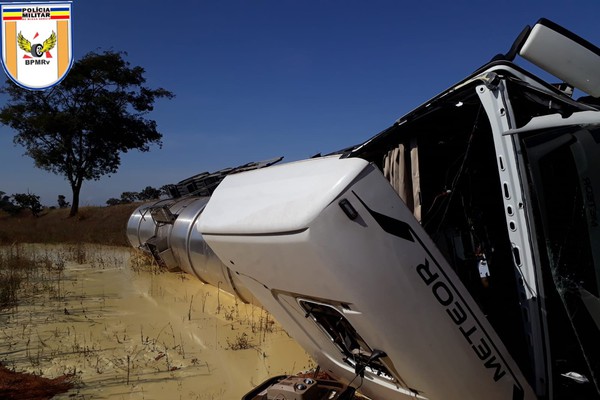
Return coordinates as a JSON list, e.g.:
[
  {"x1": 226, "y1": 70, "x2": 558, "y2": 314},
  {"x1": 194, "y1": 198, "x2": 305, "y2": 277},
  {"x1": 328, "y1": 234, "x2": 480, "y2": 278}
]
[
  {"x1": 57, "y1": 195, "x2": 70, "y2": 208},
  {"x1": 105, "y1": 198, "x2": 121, "y2": 206},
  {"x1": 12, "y1": 193, "x2": 43, "y2": 216},
  {"x1": 138, "y1": 186, "x2": 161, "y2": 200},
  {"x1": 0, "y1": 51, "x2": 174, "y2": 216},
  {"x1": 119, "y1": 191, "x2": 139, "y2": 204}
]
